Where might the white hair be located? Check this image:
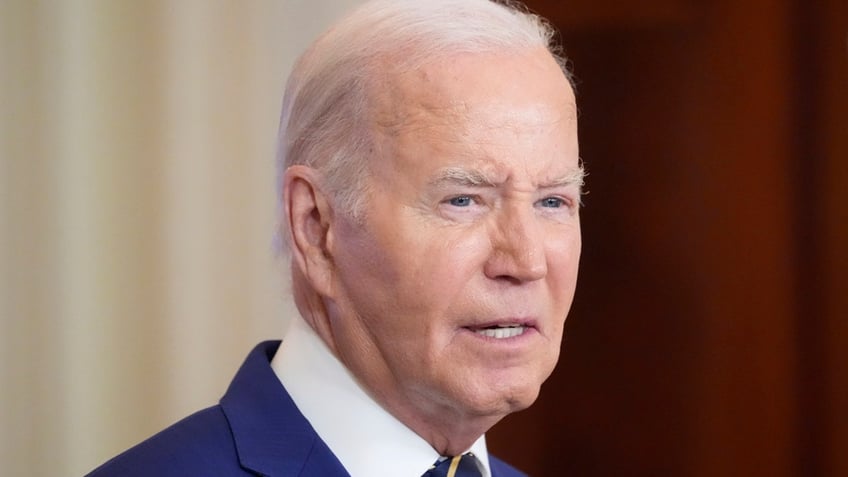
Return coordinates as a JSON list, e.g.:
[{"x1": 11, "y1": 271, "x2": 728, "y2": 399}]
[{"x1": 276, "y1": 0, "x2": 571, "y2": 250}]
